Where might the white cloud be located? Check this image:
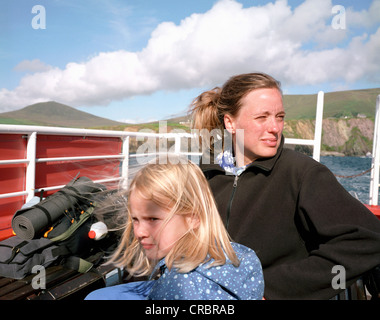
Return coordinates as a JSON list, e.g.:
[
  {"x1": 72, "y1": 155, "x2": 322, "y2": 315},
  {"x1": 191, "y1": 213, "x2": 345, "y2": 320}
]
[
  {"x1": 346, "y1": 0, "x2": 380, "y2": 28},
  {"x1": 1, "y1": 0, "x2": 379, "y2": 112},
  {"x1": 13, "y1": 59, "x2": 53, "y2": 73}
]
